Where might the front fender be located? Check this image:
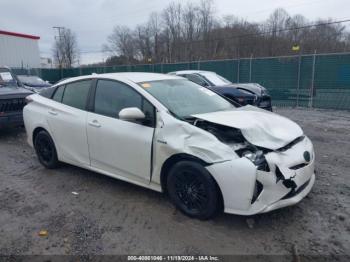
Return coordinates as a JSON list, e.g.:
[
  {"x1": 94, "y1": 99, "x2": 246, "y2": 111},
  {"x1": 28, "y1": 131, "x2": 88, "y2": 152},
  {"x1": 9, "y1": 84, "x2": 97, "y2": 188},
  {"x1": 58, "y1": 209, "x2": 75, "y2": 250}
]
[{"x1": 206, "y1": 158, "x2": 257, "y2": 211}]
